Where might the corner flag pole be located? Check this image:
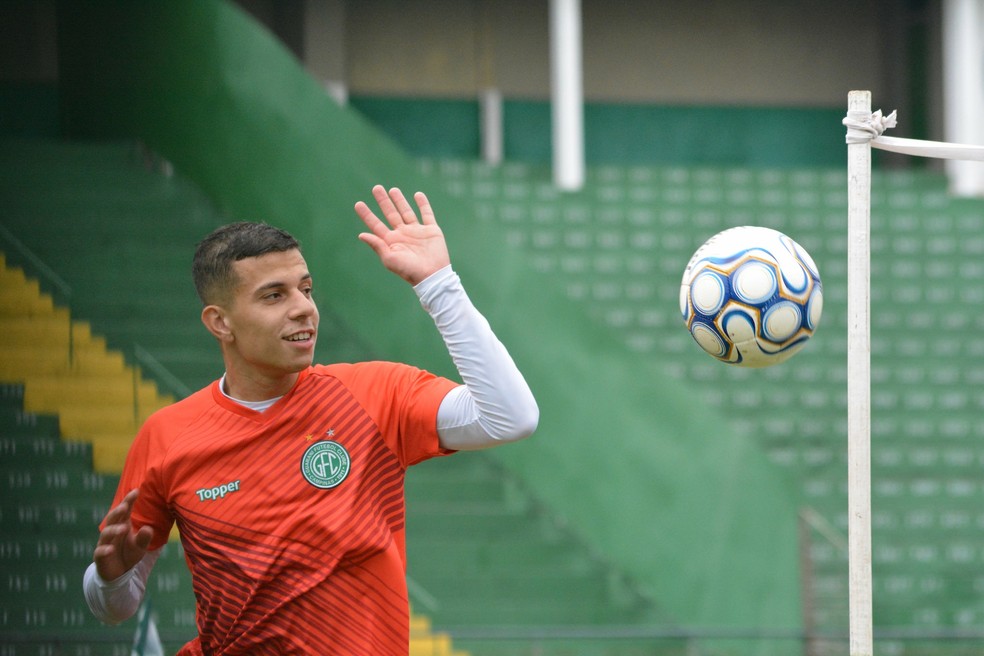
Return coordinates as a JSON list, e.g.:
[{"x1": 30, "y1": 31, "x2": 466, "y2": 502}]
[
  {"x1": 846, "y1": 89, "x2": 873, "y2": 656},
  {"x1": 841, "y1": 87, "x2": 984, "y2": 656}
]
